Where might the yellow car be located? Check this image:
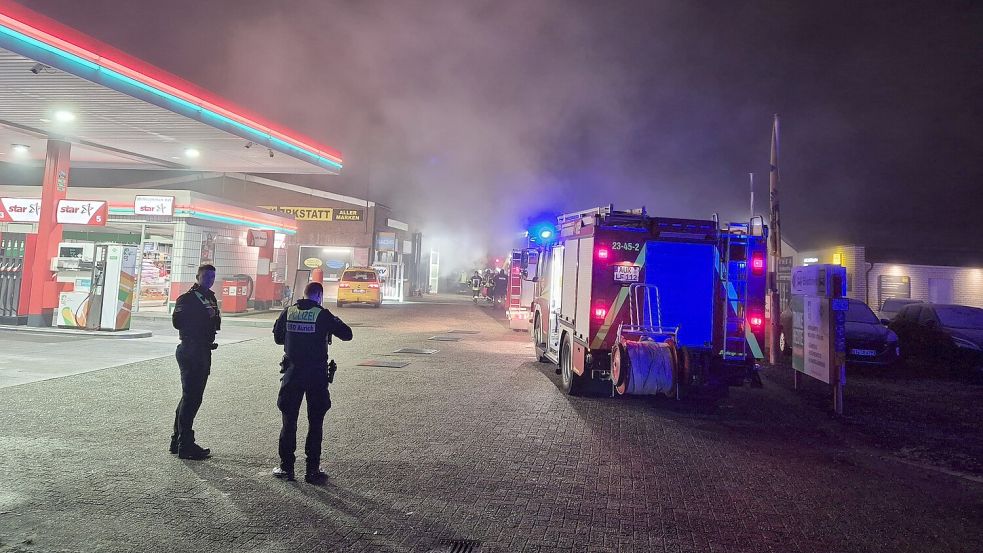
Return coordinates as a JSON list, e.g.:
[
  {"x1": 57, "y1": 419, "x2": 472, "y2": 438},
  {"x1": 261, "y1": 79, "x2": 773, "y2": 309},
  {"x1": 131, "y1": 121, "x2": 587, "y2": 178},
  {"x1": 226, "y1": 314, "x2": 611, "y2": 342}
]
[{"x1": 336, "y1": 267, "x2": 382, "y2": 308}]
